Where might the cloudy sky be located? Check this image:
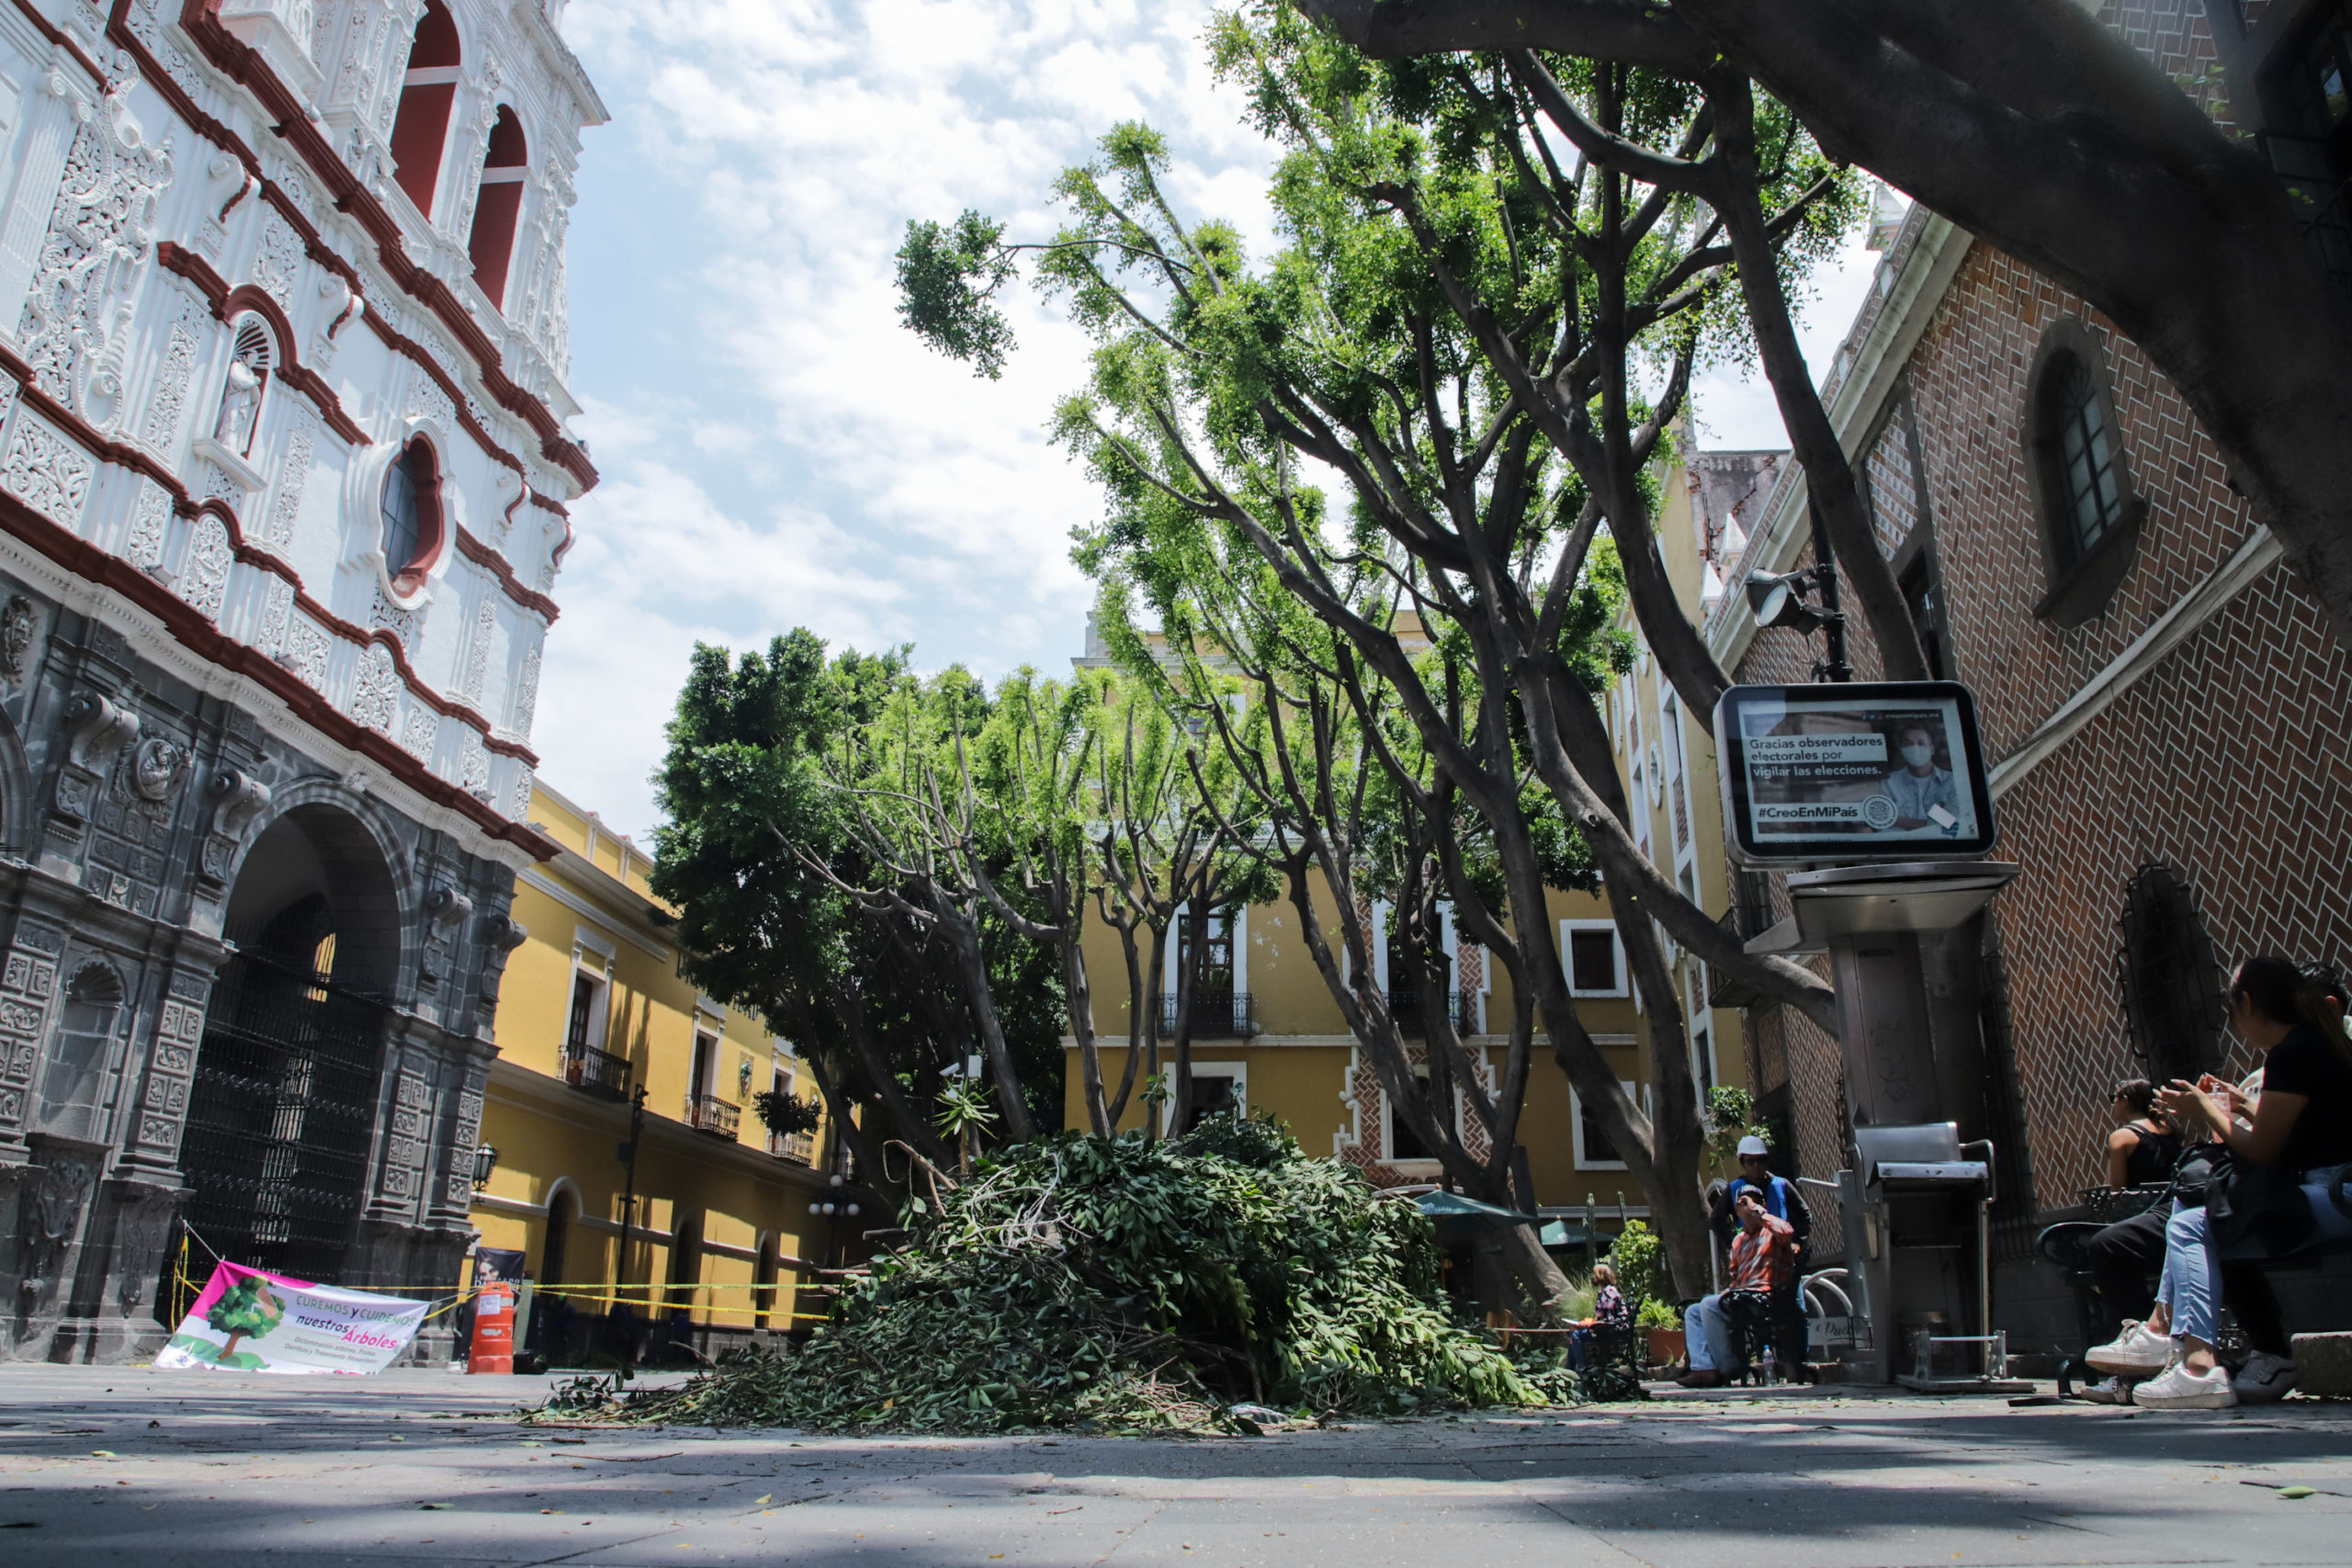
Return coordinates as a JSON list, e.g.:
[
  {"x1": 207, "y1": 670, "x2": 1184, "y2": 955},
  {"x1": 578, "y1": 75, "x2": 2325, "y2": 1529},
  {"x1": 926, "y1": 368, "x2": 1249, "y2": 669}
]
[{"x1": 540, "y1": 0, "x2": 1886, "y2": 838}]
